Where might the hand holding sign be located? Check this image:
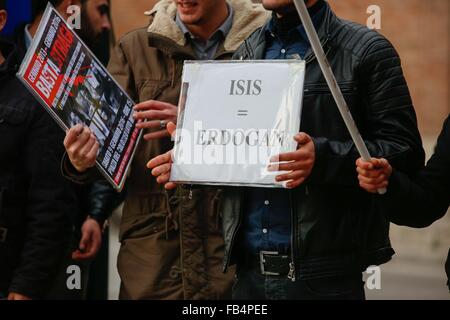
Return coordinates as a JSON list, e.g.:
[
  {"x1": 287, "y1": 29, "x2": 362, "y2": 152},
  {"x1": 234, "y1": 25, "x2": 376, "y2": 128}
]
[{"x1": 268, "y1": 133, "x2": 315, "y2": 189}]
